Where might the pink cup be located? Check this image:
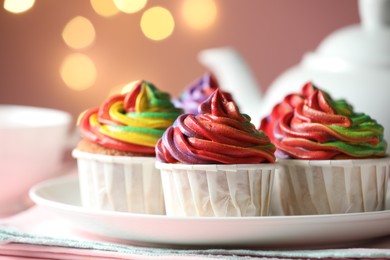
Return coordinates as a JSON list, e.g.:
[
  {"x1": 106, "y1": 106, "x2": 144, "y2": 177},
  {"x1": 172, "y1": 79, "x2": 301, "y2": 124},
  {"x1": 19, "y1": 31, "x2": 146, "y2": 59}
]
[{"x1": 0, "y1": 105, "x2": 76, "y2": 217}]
